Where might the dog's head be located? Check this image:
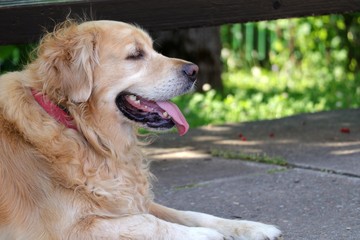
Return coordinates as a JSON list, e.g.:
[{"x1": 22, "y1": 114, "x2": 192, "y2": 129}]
[{"x1": 34, "y1": 20, "x2": 198, "y2": 136}]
